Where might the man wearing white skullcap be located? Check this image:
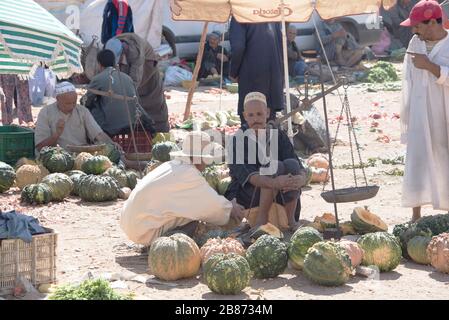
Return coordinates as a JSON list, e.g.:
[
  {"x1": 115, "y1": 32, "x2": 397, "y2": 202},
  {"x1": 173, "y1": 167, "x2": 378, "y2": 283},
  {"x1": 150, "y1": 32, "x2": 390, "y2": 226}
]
[
  {"x1": 35, "y1": 81, "x2": 119, "y2": 151},
  {"x1": 226, "y1": 92, "x2": 308, "y2": 231}
]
